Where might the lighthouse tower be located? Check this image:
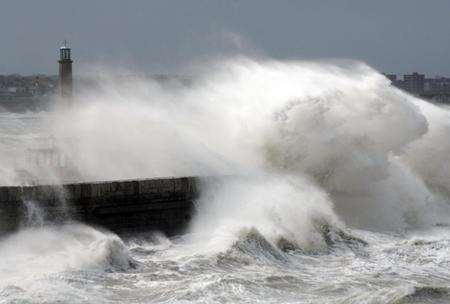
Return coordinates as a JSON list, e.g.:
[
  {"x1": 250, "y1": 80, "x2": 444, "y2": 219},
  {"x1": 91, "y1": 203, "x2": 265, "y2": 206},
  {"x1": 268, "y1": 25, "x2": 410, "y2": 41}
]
[{"x1": 58, "y1": 41, "x2": 73, "y2": 100}]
